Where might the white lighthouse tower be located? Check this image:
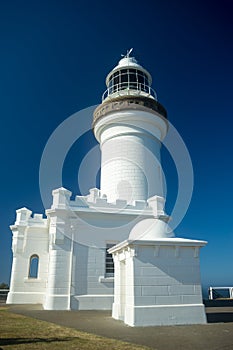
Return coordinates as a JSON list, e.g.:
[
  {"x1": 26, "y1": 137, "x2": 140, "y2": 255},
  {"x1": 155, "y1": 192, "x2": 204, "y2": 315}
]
[
  {"x1": 94, "y1": 50, "x2": 207, "y2": 326},
  {"x1": 93, "y1": 49, "x2": 168, "y2": 204}
]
